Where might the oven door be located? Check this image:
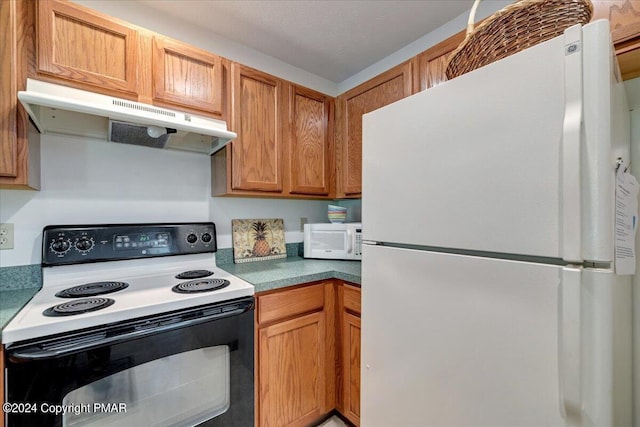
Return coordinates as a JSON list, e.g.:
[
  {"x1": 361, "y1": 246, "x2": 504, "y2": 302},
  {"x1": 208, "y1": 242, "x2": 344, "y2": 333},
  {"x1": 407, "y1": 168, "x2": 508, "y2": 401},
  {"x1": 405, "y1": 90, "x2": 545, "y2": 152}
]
[{"x1": 4, "y1": 297, "x2": 254, "y2": 427}]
